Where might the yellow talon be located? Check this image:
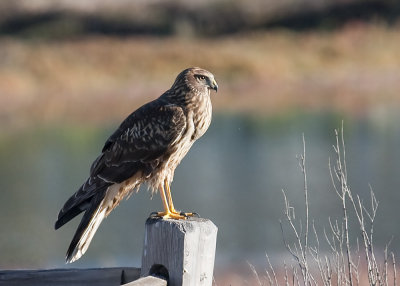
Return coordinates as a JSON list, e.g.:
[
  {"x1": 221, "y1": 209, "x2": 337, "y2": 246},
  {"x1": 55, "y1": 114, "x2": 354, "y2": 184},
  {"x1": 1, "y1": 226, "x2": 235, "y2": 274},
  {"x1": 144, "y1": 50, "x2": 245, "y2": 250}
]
[
  {"x1": 156, "y1": 211, "x2": 187, "y2": 220},
  {"x1": 155, "y1": 179, "x2": 197, "y2": 220}
]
